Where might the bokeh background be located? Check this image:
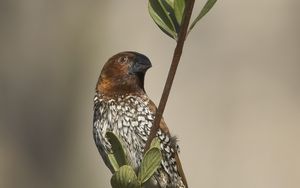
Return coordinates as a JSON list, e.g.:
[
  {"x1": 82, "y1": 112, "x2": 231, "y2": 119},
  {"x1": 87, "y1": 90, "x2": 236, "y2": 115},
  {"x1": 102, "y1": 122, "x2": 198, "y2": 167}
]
[{"x1": 0, "y1": 1, "x2": 299, "y2": 188}]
